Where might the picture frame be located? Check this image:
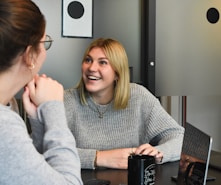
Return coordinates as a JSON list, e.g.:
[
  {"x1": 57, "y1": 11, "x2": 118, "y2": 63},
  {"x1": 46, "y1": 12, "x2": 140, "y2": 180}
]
[{"x1": 62, "y1": 0, "x2": 93, "y2": 38}]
